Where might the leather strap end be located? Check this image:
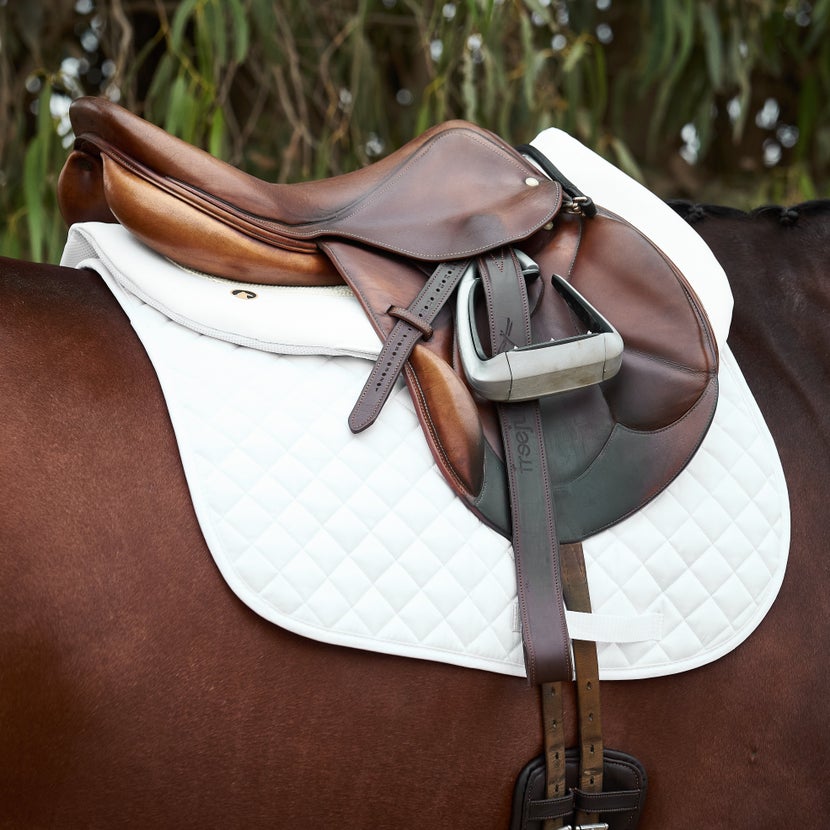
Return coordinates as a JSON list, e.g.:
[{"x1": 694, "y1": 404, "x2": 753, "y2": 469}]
[
  {"x1": 348, "y1": 259, "x2": 470, "y2": 433},
  {"x1": 348, "y1": 376, "x2": 393, "y2": 433},
  {"x1": 348, "y1": 408, "x2": 379, "y2": 434},
  {"x1": 348, "y1": 318, "x2": 417, "y2": 433}
]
